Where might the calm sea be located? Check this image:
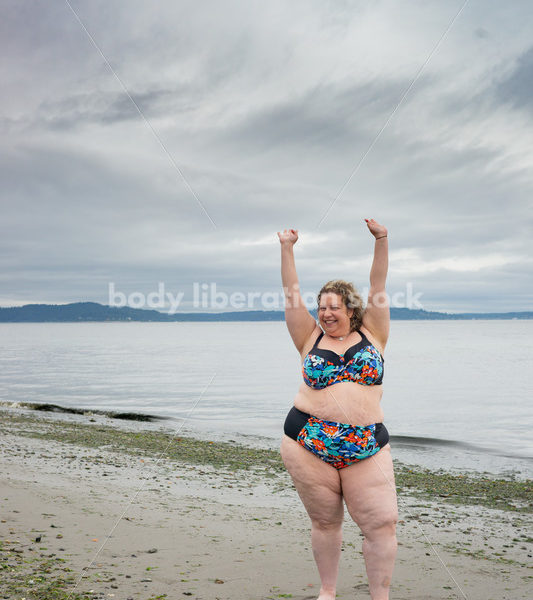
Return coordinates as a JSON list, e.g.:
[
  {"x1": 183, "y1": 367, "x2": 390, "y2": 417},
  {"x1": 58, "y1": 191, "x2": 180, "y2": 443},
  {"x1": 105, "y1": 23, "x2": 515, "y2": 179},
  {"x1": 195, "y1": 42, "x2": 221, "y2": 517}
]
[{"x1": 1, "y1": 321, "x2": 532, "y2": 478}]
